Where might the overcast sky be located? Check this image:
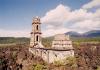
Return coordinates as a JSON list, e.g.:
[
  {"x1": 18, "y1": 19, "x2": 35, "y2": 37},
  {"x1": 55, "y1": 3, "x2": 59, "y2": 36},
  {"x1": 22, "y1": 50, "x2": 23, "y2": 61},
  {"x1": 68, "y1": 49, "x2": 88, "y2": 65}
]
[{"x1": 0, "y1": 0, "x2": 100, "y2": 37}]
